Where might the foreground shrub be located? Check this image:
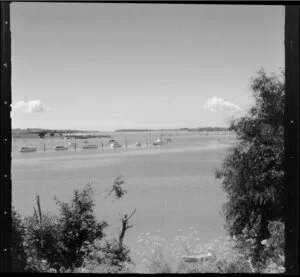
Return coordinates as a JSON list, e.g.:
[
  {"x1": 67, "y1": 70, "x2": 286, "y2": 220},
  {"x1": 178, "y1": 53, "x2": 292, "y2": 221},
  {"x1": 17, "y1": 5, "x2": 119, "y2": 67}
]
[
  {"x1": 23, "y1": 213, "x2": 64, "y2": 272},
  {"x1": 55, "y1": 184, "x2": 108, "y2": 269},
  {"x1": 11, "y1": 208, "x2": 27, "y2": 272},
  {"x1": 261, "y1": 220, "x2": 285, "y2": 273},
  {"x1": 215, "y1": 69, "x2": 285, "y2": 261},
  {"x1": 76, "y1": 237, "x2": 134, "y2": 273},
  {"x1": 13, "y1": 184, "x2": 109, "y2": 272}
]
